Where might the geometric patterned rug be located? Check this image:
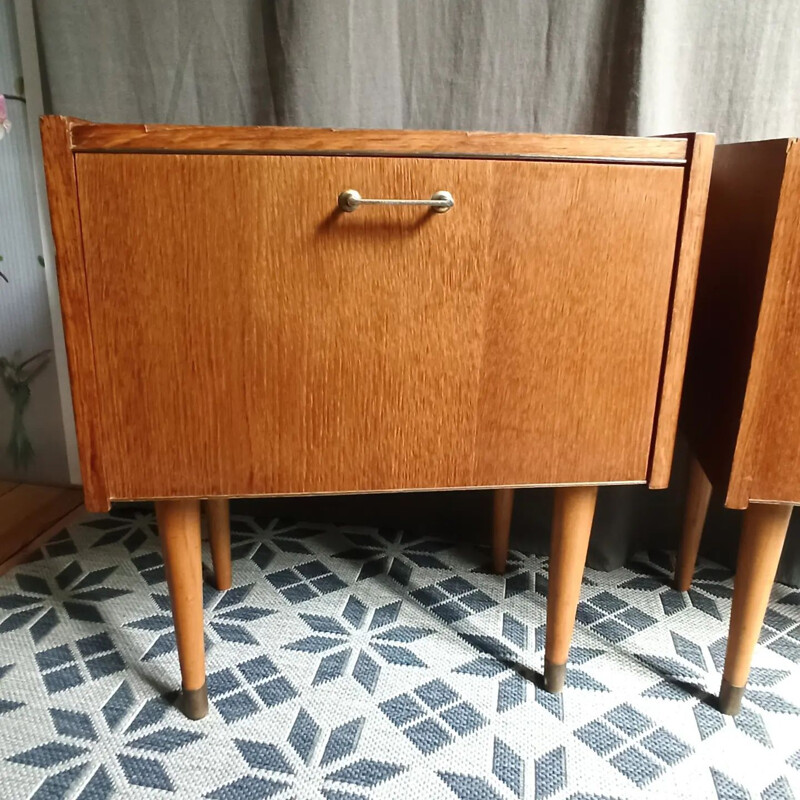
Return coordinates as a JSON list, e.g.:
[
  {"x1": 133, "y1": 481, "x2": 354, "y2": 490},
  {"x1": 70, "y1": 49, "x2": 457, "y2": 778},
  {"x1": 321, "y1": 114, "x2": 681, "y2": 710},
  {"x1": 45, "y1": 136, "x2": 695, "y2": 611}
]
[{"x1": 0, "y1": 508, "x2": 798, "y2": 799}]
